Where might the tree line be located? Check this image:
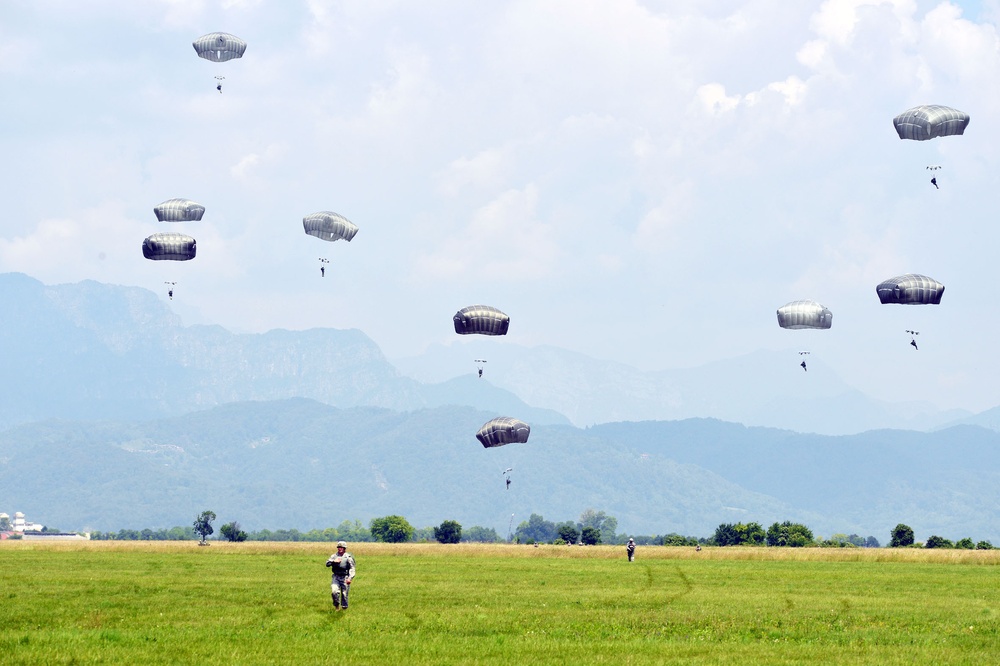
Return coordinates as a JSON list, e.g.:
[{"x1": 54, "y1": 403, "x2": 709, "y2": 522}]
[{"x1": 86, "y1": 510, "x2": 996, "y2": 549}]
